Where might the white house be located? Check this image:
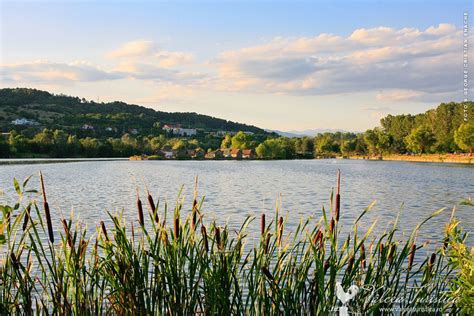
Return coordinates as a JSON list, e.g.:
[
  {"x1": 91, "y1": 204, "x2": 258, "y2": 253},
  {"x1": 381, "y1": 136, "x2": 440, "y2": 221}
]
[
  {"x1": 11, "y1": 118, "x2": 39, "y2": 126},
  {"x1": 163, "y1": 124, "x2": 197, "y2": 137}
]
